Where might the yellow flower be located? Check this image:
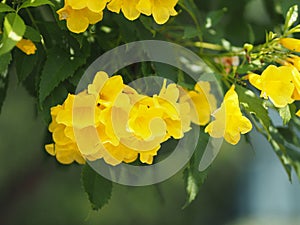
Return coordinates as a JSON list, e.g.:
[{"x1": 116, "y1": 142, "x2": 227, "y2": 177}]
[
  {"x1": 45, "y1": 94, "x2": 85, "y2": 164},
  {"x1": 57, "y1": 3, "x2": 103, "y2": 33},
  {"x1": 280, "y1": 38, "x2": 300, "y2": 52},
  {"x1": 182, "y1": 81, "x2": 217, "y2": 126},
  {"x1": 47, "y1": 72, "x2": 192, "y2": 166},
  {"x1": 249, "y1": 65, "x2": 295, "y2": 108},
  {"x1": 205, "y1": 85, "x2": 252, "y2": 145},
  {"x1": 107, "y1": 0, "x2": 141, "y2": 21},
  {"x1": 296, "y1": 110, "x2": 300, "y2": 117},
  {"x1": 67, "y1": 0, "x2": 109, "y2": 13},
  {"x1": 136, "y1": 0, "x2": 178, "y2": 24},
  {"x1": 16, "y1": 39, "x2": 37, "y2": 55}
]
